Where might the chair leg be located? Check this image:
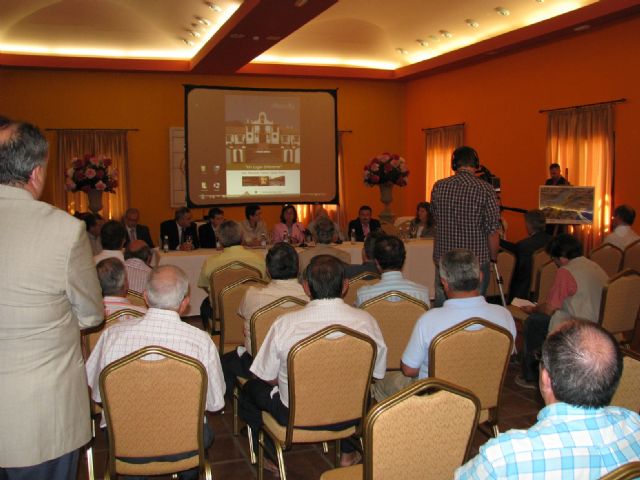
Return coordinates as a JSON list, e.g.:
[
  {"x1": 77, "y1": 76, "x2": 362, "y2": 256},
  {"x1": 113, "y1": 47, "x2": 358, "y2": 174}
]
[
  {"x1": 275, "y1": 442, "x2": 287, "y2": 480},
  {"x1": 492, "y1": 423, "x2": 500, "y2": 438},
  {"x1": 247, "y1": 426, "x2": 257, "y2": 464},
  {"x1": 322, "y1": 441, "x2": 329, "y2": 454},
  {"x1": 86, "y1": 445, "x2": 95, "y2": 480},
  {"x1": 258, "y1": 430, "x2": 265, "y2": 480},
  {"x1": 204, "y1": 460, "x2": 213, "y2": 480}
]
